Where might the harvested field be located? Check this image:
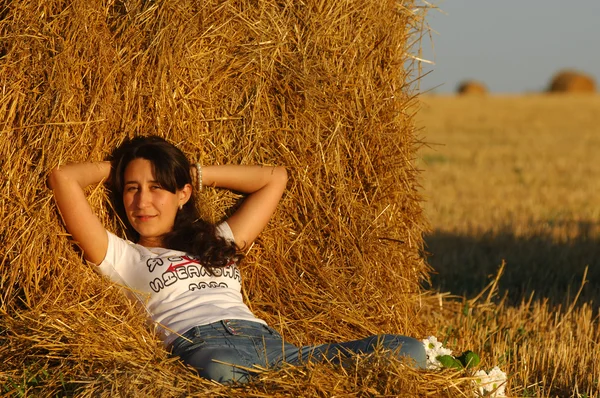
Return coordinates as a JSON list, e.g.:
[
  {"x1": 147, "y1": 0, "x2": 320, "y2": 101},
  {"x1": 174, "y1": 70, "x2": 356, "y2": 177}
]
[
  {"x1": 418, "y1": 94, "x2": 600, "y2": 397},
  {"x1": 418, "y1": 94, "x2": 600, "y2": 304}
]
